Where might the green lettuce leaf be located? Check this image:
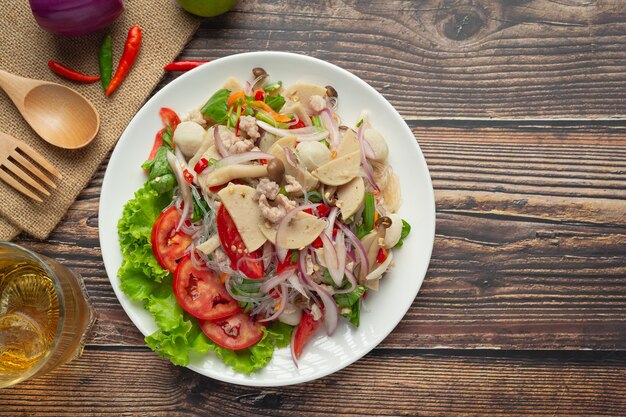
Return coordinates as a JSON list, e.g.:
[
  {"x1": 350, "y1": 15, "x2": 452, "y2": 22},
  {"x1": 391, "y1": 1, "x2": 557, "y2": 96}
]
[{"x1": 334, "y1": 285, "x2": 367, "y2": 327}]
